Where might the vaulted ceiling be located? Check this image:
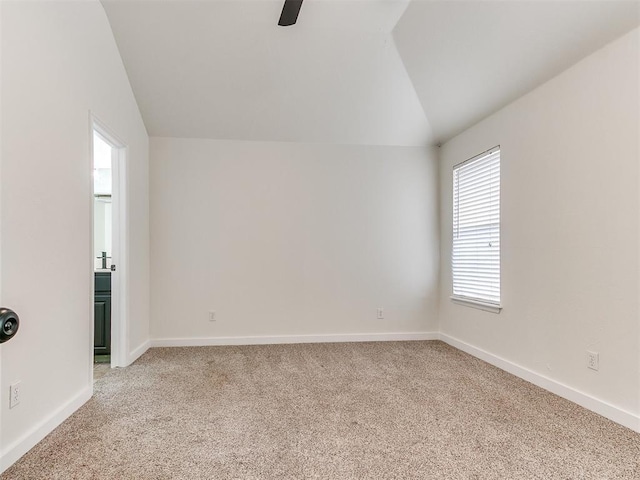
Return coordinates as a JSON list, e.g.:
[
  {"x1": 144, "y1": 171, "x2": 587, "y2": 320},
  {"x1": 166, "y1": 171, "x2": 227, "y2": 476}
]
[
  {"x1": 102, "y1": 0, "x2": 640, "y2": 146},
  {"x1": 394, "y1": 0, "x2": 640, "y2": 142}
]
